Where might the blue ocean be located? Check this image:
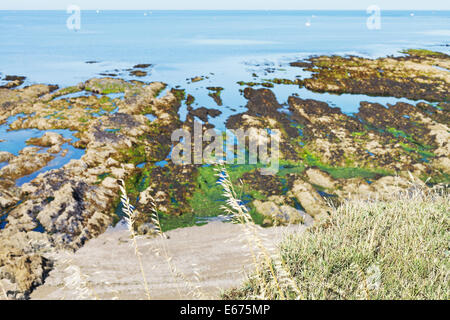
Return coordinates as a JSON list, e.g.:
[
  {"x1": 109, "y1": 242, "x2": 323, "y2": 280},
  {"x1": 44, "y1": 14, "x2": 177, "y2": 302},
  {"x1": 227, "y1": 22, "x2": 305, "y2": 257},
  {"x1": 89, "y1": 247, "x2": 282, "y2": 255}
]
[{"x1": 0, "y1": 10, "x2": 449, "y2": 85}]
